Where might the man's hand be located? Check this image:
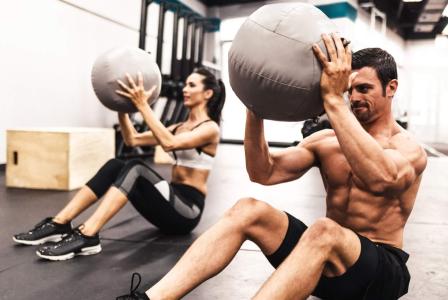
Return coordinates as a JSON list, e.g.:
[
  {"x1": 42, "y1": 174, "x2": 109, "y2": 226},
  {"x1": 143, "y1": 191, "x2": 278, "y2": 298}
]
[
  {"x1": 312, "y1": 33, "x2": 352, "y2": 107},
  {"x1": 246, "y1": 109, "x2": 262, "y2": 121},
  {"x1": 116, "y1": 72, "x2": 157, "y2": 111}
]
